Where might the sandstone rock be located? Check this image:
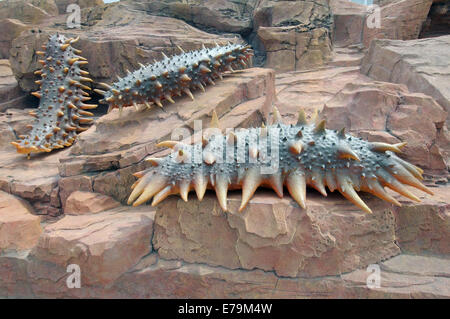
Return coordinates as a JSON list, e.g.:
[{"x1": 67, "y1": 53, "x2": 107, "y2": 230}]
[
  {"x1": 255, "y1": 0, "x2": 332, "y2": 72},
  {"x1": 275, "y1": 65, "x2": 369, "y2": 123},
  {"x1": 153, "y1": 190, "x2": 400, "y2": 278},
  {"x1": 64, "y1": 191, "x2": 120, "y2": 215},
  {"x1": 321, "y1": 81, "x2": 448, "y2": 172},
  {"x1": 253, "y1": 0, "x2": 332, "y2": 30},
  {"x1": 329, "y1": 0, "x2": 367, "y2": 47},
  {"x1": 361, "y1": 36, "x2": 450, "y2": 126},
  {"x1": 30, "y1": 206, "x2": 155, "y2": 286},
  {"x1": 0, "y1": 0, "x2": 57, "y2": 24},
  {"x1": 343, "y1": 254, "x2": 450, "y2": 298},
  {"x1": 393, "y1": 185, "x2": 449, "y2": 255},
  {"x1": 362, "y1": 0, "x2": 432, "y2": 48},
  {"x1": 381, "y1": 254, "x2": 450, "y2": 278},
  {"x1": 0, "y1": 191, "x2": 42, "y2": 253},
  {"x1": 258, "y1": 26, "x2": 332, "y2": 72},
  {"x1": 124, "y1": 0, "x2": 257, "y2": 34},
  {"x1": 0, "y1": 19, "x2": 29, "y2": 59},
  {"x1": 0, "y1": 60, "x2": 28, "y2": 112}
]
